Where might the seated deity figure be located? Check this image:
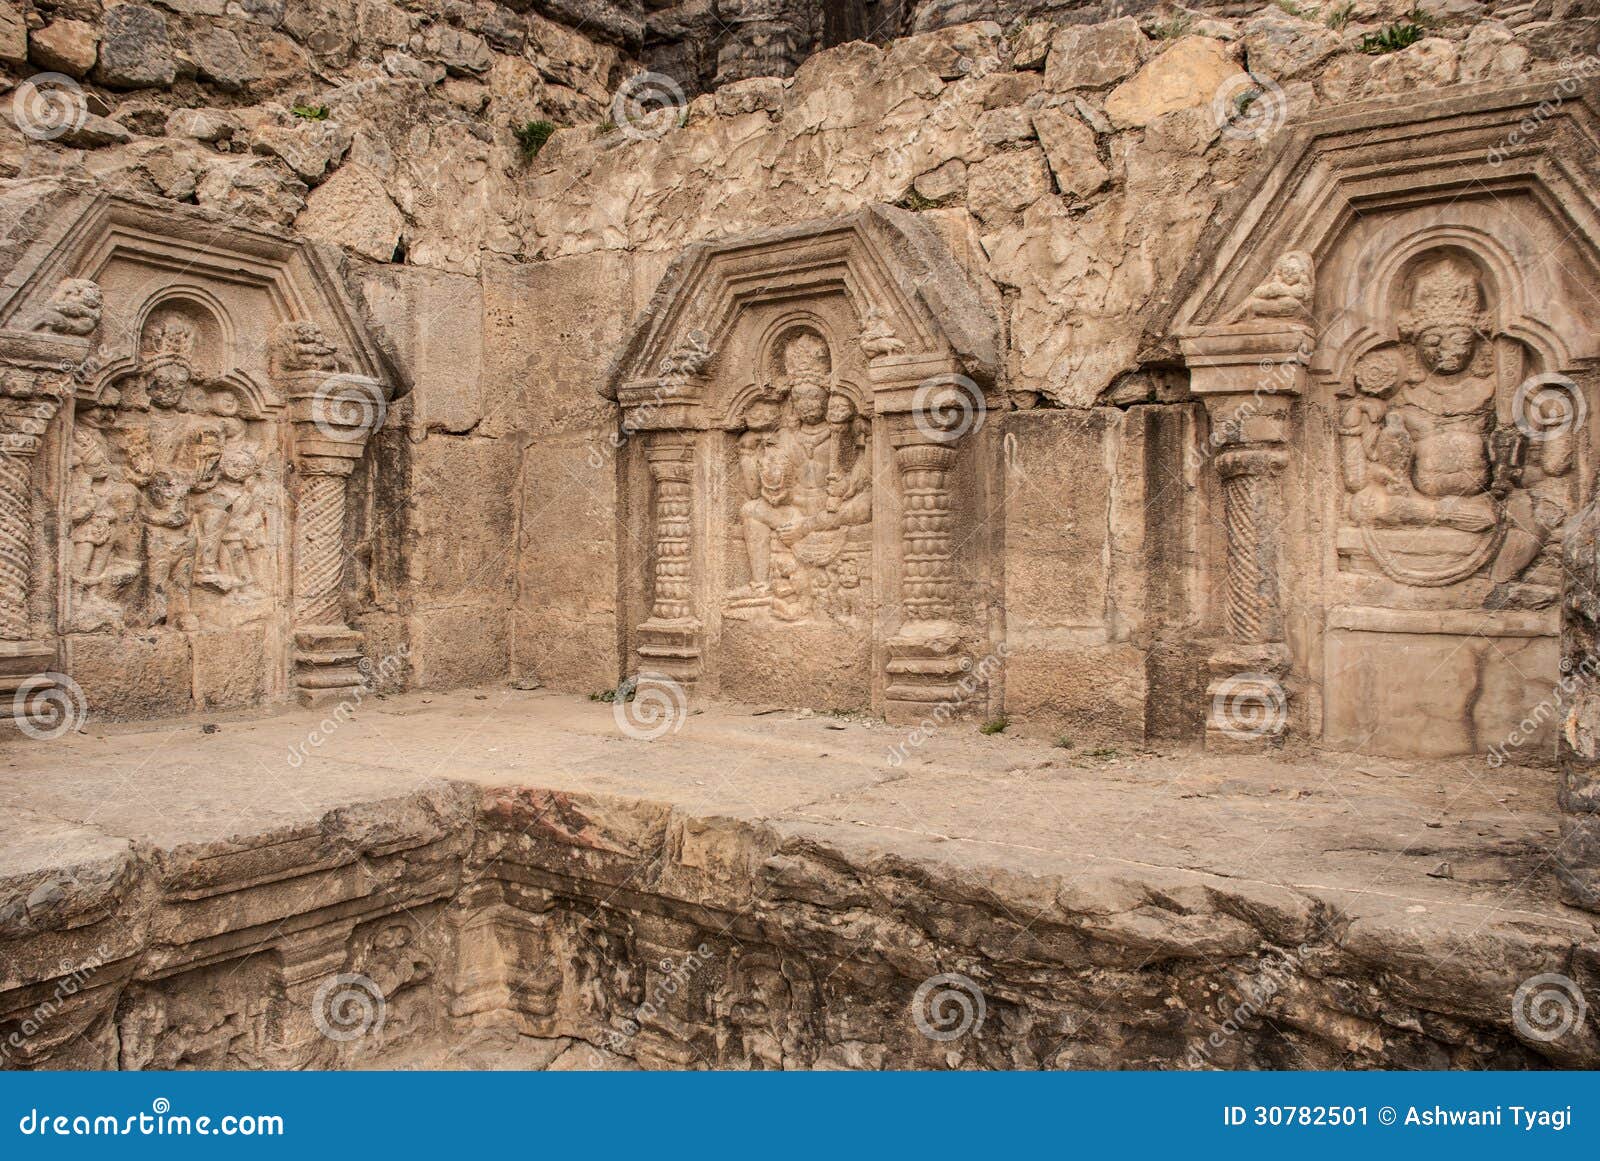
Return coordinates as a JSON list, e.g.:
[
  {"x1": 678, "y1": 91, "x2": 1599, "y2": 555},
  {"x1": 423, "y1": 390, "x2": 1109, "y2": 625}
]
[
  {"x1": 1339, "y1": 253, "x2": 1572, "y2": 599},
  {"x1": 728, "y1": 331, "x2": 872, "y2": 620}
]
